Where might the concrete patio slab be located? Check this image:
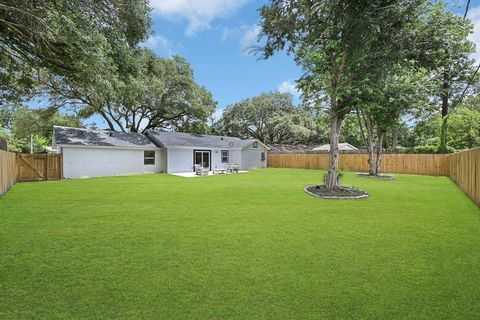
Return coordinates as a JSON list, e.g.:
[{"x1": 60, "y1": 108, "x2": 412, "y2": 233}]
[{"x1": 169, "y1": 171, "x2": 248, "y2": 178}]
